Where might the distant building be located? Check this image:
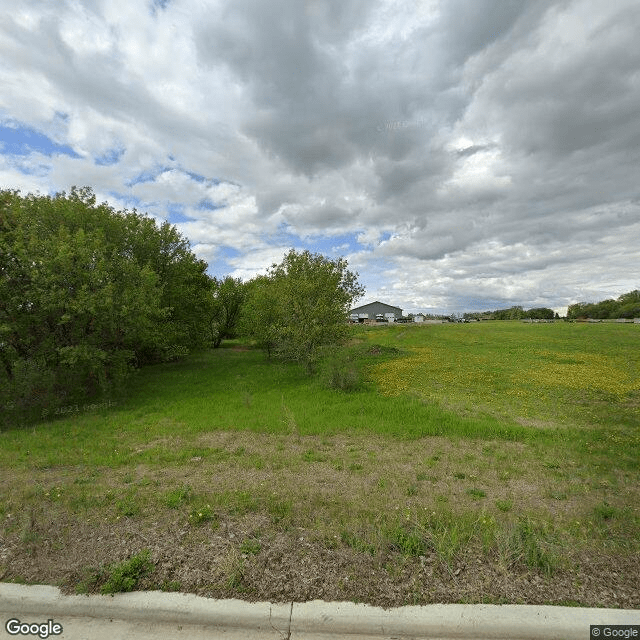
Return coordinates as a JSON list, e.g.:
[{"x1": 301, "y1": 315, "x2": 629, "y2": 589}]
[
  {"x1": 414, "y1": 313, "x2": 425, "y2": 323},
  {"x1": 350, "y1": 301, "x2": 403, "y2": 323}
]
